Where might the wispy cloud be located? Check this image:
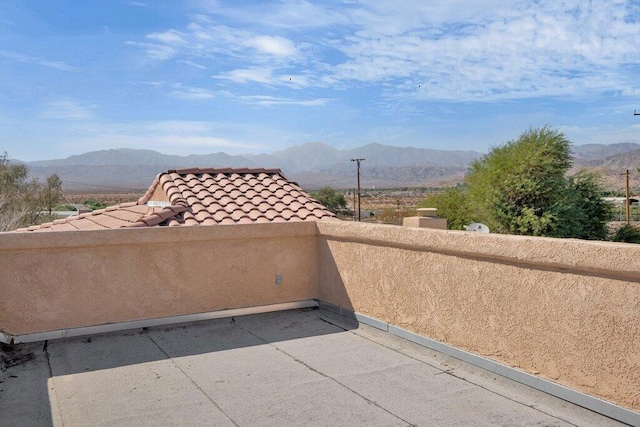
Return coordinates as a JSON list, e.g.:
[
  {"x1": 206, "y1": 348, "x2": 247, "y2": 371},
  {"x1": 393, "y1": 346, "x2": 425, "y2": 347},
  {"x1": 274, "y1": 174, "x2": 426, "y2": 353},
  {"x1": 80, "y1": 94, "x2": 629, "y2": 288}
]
[
  {"x1": 560, "y1": 123, "x2": 640, "y2": 145},
  {"x1": 245, "y1": 35, "x2": 297, "y2": 56},
  {"x1": 0, "y1": 50, "x2": 77, "y2": 71},
  {"x1": 197, "y1": 0, "x2": 352, "y2": 29},
  {"x1": 64, "y1": 134, "x2": 247, "y2": 155},
  {"x1": 131, "y1": 1, "x2": 640, "y2": 102},
  {"x1": 147, "y1": 29, "x2": 186, "y2": 45},
  {"x1": 240, "y1": 95, "x2": 330, "y2": 106},
  {"x1": 136, "y1": 120, "x2": 212, "y2": 134},
  {"x1": 57, "y1": 119, "x2": 287, "y2": 156},
  {"x1": 42, "y1": 100, "x2": 96, "y2": 120},
  {"x1": 169, "y1": 86, "x2": 217, "y2": 100},
  {"x1": 212, "y1": 67, "x2": 275, "y2": 84},
  {"x1": 125, "y1": 41, "x2": 176, "y2": 60},
  {"x1": 177, "y1": 59, "x2": 206, "y2": 69},
  {"x1": 328, "y1": 1, "x2": 640, "y2": 101}
]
